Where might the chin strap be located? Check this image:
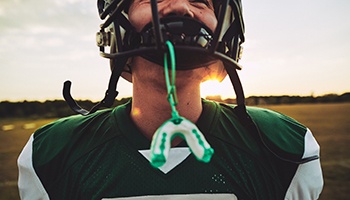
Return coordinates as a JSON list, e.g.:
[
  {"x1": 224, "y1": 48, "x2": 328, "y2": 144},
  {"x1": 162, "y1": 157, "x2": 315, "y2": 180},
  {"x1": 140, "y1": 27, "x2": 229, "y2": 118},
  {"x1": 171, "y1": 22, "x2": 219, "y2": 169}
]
[
  {"x1": 150, "y1": 41, "x2": 214, "y2": 168},
  {"x1": 63, "y1": 58, "x2": 125, "y2": 116}
]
